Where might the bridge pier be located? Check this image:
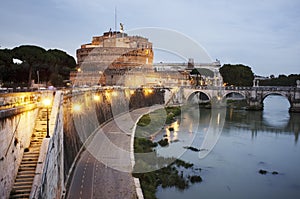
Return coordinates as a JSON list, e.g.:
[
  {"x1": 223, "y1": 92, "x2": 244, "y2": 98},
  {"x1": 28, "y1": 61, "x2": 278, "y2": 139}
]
[
  {"x1": 246, "y1": 98, "x2": 263, "y2": 111},
  {"x1": 289, "y1": 100, "x2": 300, "y2": 113},
  {"x1": 289, "y1": 87, "x2": 300, "y2": 112}
]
